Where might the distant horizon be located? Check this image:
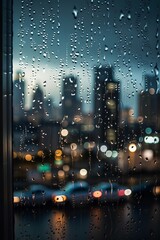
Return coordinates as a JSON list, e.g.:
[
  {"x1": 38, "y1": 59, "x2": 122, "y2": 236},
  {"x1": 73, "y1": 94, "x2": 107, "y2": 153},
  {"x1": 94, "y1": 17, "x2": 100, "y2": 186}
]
[{"x1": 13, "y1": 60, "x2": 158, "y2": 118}]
